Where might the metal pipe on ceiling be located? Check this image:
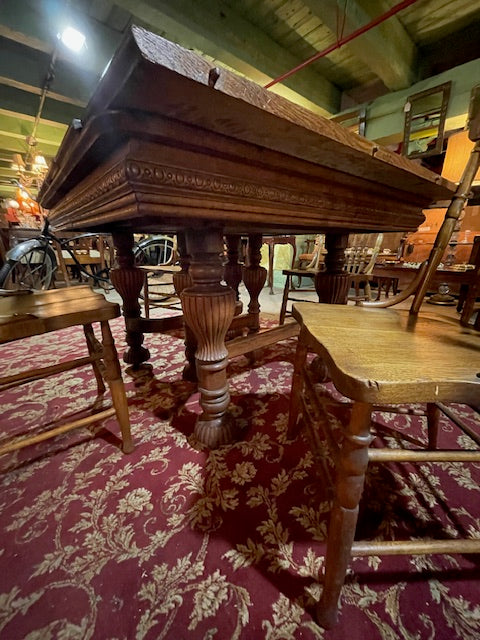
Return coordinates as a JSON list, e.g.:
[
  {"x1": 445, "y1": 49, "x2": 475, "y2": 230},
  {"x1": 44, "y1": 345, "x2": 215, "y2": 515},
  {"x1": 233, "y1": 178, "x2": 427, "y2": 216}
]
[{"x1": 264, "y1": 0, "x2": 420, "y2": 90}]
